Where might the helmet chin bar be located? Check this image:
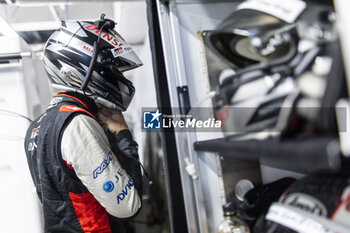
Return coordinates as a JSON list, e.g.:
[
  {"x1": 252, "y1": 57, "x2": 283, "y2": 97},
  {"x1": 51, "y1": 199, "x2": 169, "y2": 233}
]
[
  {"x1": 52, "y1": 84, "x2": 122, "y2": 110},
  {"x1": 76, "y1": 14, "x2": 128, "y2": 111}
]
